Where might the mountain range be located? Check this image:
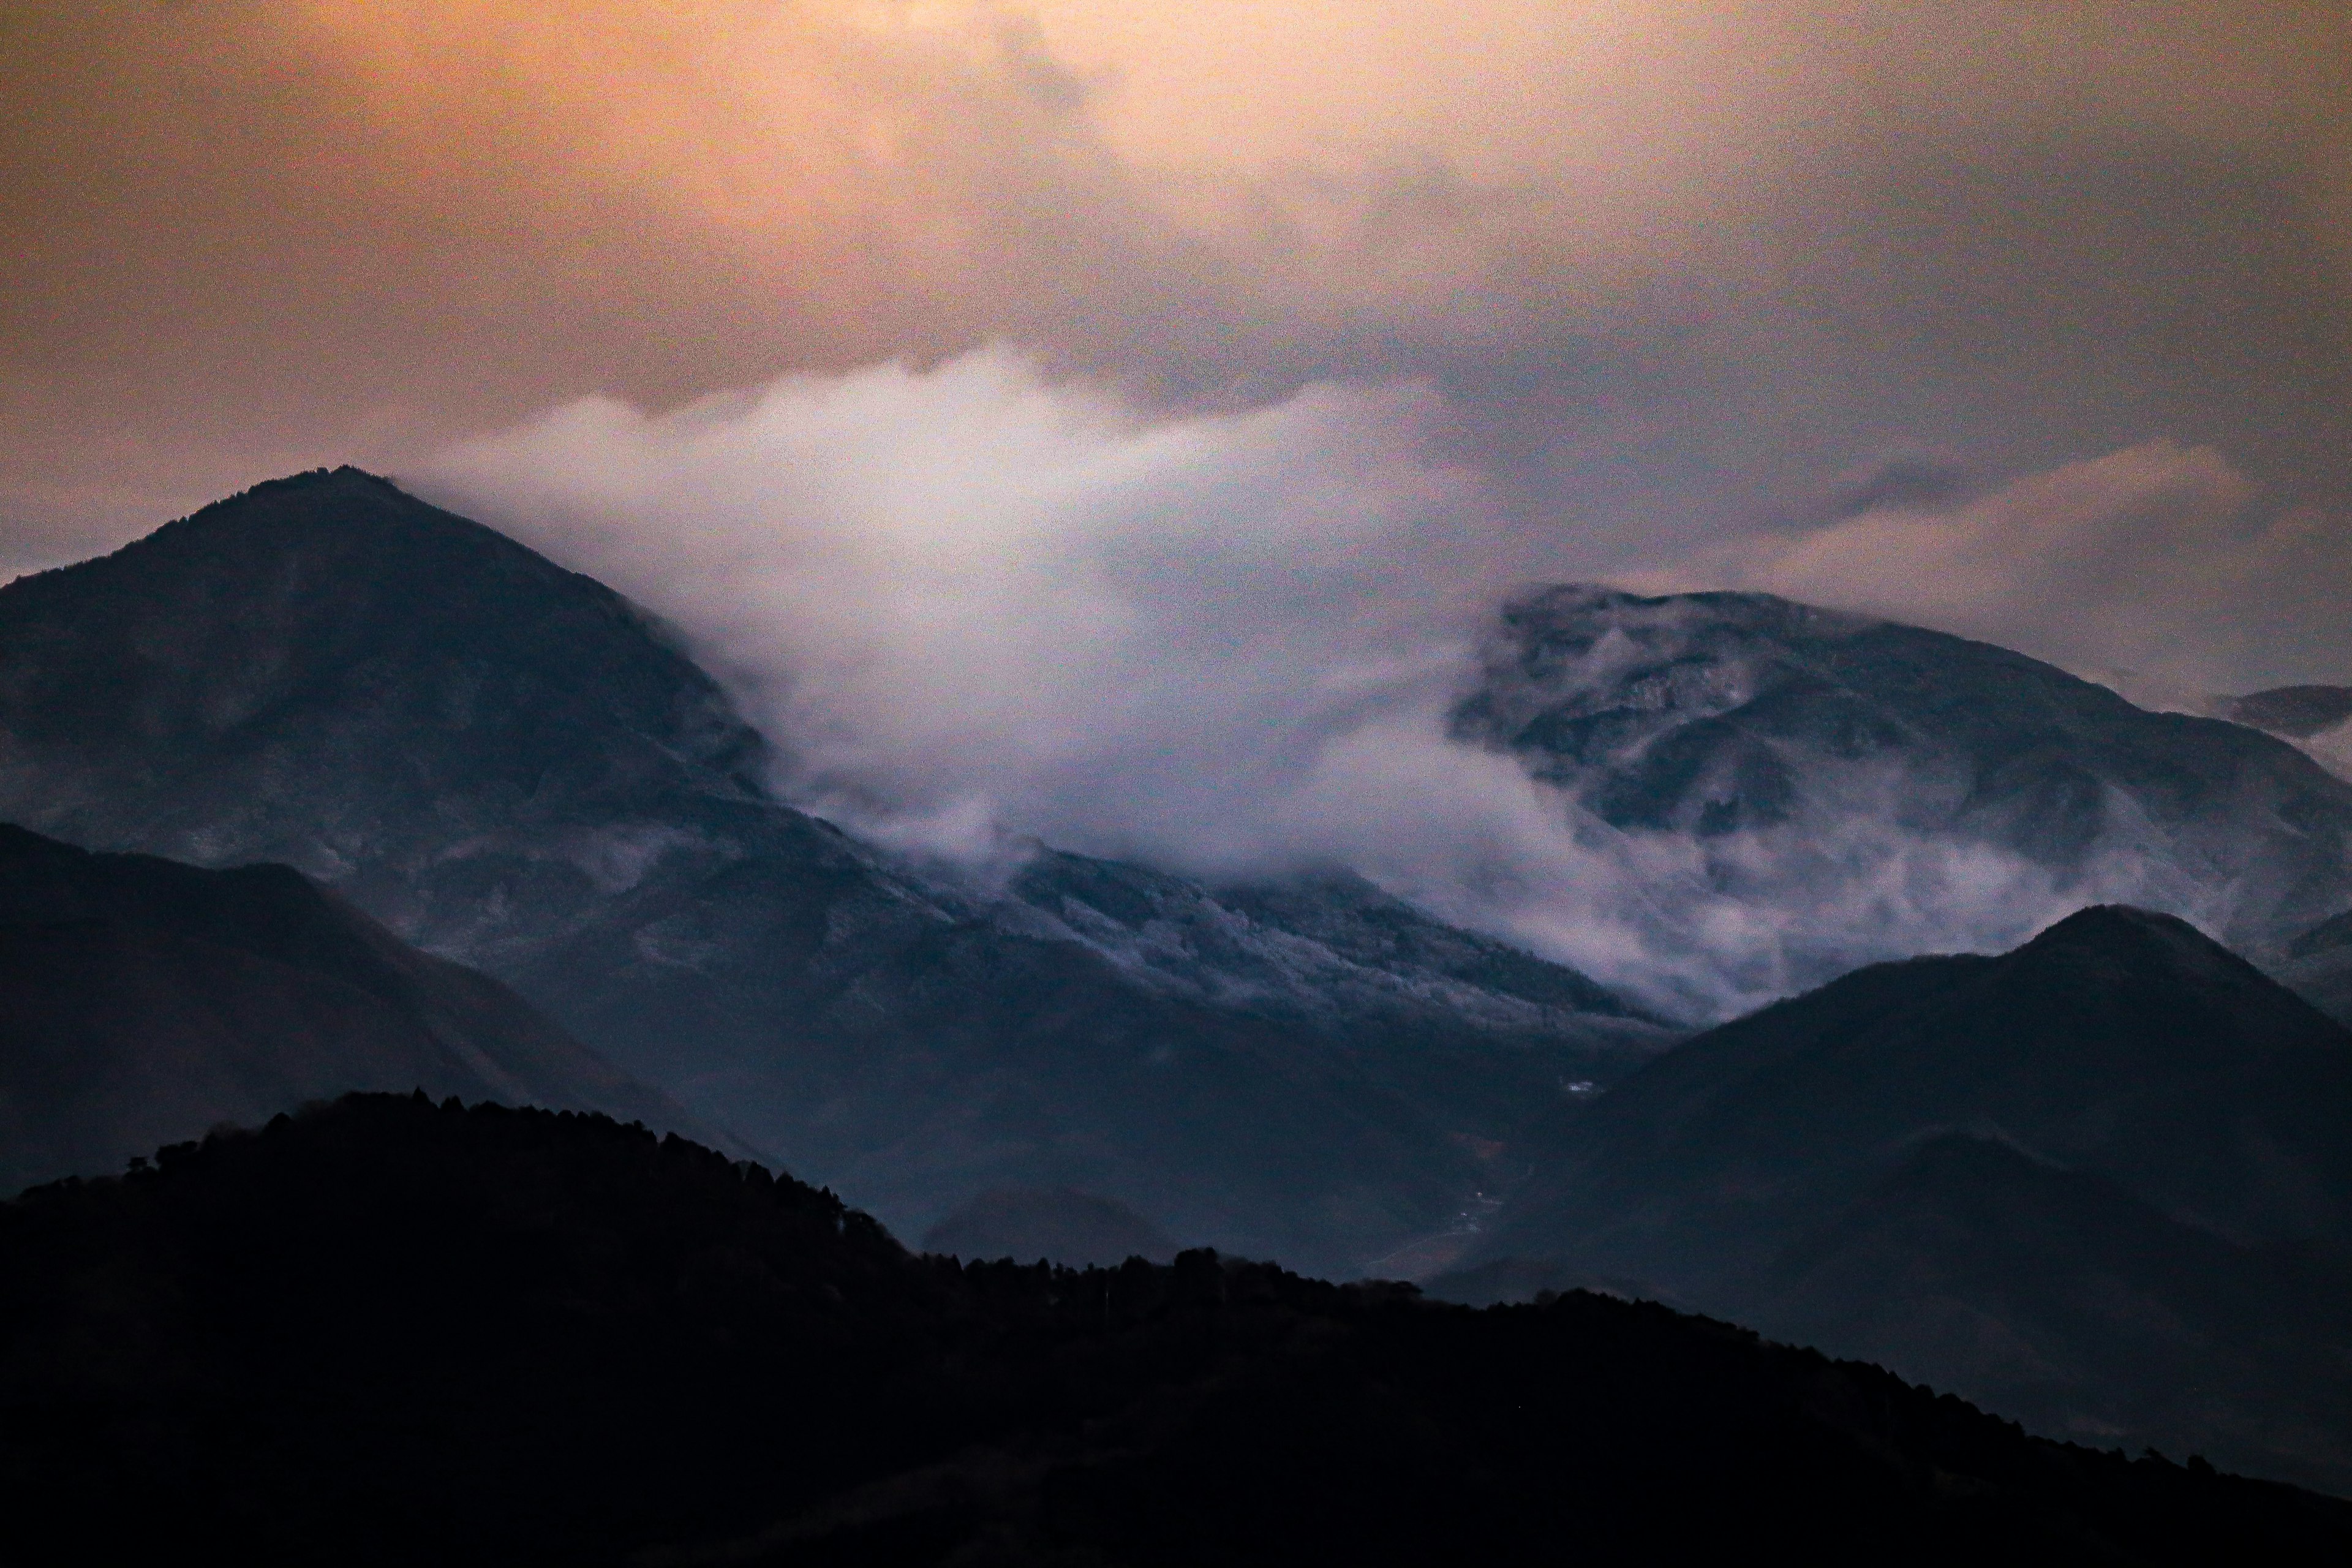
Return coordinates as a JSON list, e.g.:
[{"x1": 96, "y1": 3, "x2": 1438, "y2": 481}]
[
  {"x1": 7, "y1": 466, "x2": 2352, "y2": 1501},
  {"x1": 1456, "y1": 586, "x2": 2352, "y2": 1004},
  {"x1": 1438, "y1": 905, "x2": 2352, "y2": 1490},
  {"x1": 0, "y1": 821, "x2": 700, "y2": 1193},
  {"x1": 0, "y1": 468, "x2": 1663, "y2": 1274}
]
